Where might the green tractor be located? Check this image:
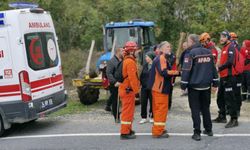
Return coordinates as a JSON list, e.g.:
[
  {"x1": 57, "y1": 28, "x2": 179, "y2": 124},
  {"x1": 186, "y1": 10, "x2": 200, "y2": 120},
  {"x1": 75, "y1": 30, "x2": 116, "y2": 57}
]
[{"x1": 72, "y1": 20, "x2": 156, "y2": 105}]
